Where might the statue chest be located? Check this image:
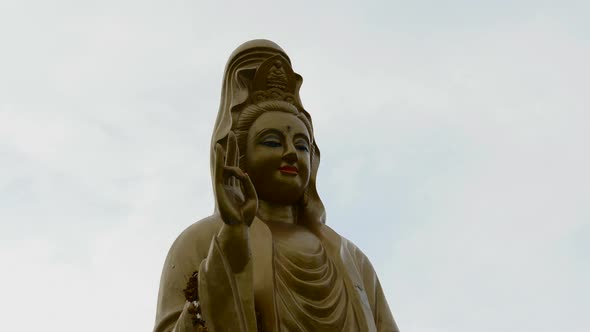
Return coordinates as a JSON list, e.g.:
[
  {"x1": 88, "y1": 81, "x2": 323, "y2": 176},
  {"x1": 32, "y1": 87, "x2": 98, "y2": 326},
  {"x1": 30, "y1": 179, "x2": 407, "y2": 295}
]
[{"x1": 260, "y1": 223, "x2": 360, "y2": 332}]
